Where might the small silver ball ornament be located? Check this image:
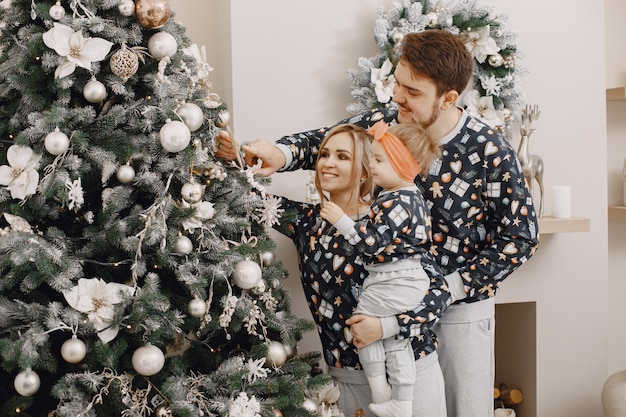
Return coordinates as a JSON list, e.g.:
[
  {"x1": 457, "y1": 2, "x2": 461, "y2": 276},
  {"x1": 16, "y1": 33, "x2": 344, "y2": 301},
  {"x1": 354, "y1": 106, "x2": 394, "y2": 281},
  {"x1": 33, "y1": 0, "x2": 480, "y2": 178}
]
[
  {"x1": 174, "y1": 235, "x2": 193, "y2": 255},
  {"x1": 14, "y1": 369, "x2": 40, "y2": 396},
  {"x1": 44, "y1": 128, "x2": 70, "y2": 155},
  {"x1": 131, "y1": 344, "x2": 165, "y2": 376},
  {"x1": 302, "y1": 398, "x2": 318, "y2": 413},
  {"x1": 116, "y1": 164, "x2": 136, "y2": 184},
  {"x1": 159, "y1": 119, "x2": 191, "y2": 153},
  {"x1": 392, "y1": 31, "x2": 404, "y2": 44},
  {"x1": 259, "y1": 251, "x2": 275, "y2": 267},
  {"x1": 181, "y1": 181, "x2": 204, "y2": 204},
  {"x1": 83, "y1": 78, "x2": 107, "y2": 103},
  {"x1": 188, "y1": 298, "x2": 207, "y2": 318},
  {"x1": 49, "y1": 1, "x2": 65, "y2": 20},
  {"x1": 61, "y1": 336, "x2": 87, "y2": 364},
  {"x1": 265, "y1": 340, "x2": 288, "y2": 368},
  {"x1": 118, "y1": 0, "x2": 135, "y2": 16},
  {"x1": 177, "y1": 102, "x2": 204, "y2": 132},
  {"x1": 148, "y1": 32, "x2": 178, "y2": 61},
  {"x1": 215, "y1": 110, "x2": 231, "y2": 128},
  {"x1": 488, "y1": 54, "x2": 504, "y2": 67},
  {"x1": 232, "y1": 259, "x2": 262, "y2": 289}
]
